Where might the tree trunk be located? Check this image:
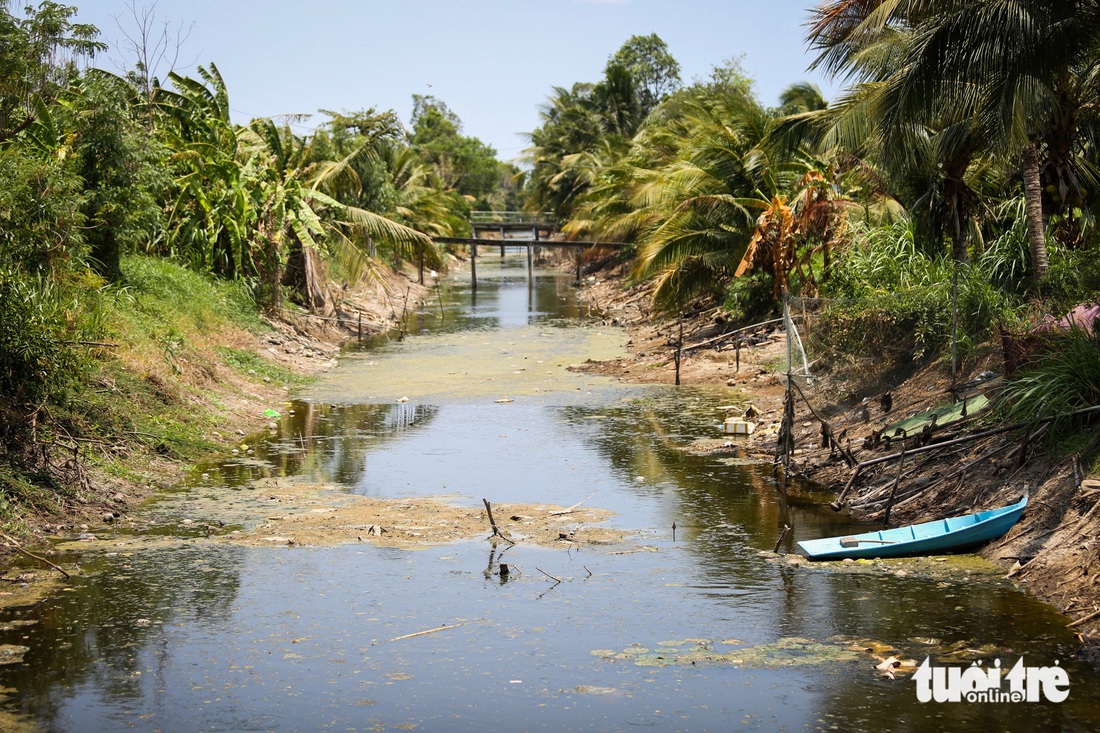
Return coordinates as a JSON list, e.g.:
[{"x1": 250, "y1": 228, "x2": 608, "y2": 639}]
[
  {"x1": 283, "y1": 240, "x2": 335, "y2": 317},
  {"x1": 300, "y1": 245, "x2": 335, "y2": 317},
  {"x1": 941, "y1": 156, "x2": 971, "y2": 264},
  {"x1": 1021, "y1": 142, "x2": 1049, "y2": 279},
  {"x1": 88, "y1": 229, "x2": 122, "y2": 283}
]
